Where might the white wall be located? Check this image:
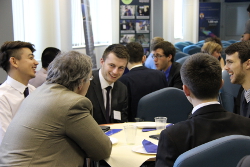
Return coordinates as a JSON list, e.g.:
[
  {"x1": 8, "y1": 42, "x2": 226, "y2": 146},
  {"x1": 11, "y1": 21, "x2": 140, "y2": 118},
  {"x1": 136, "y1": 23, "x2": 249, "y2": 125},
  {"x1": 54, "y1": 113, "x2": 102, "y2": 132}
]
[
  {"x1": 163, "y1": 0, "x2": 199, "y2": 44},
  {"x1": 0, "y1": 0, "x2": 13, "y2": 83}
]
